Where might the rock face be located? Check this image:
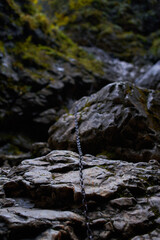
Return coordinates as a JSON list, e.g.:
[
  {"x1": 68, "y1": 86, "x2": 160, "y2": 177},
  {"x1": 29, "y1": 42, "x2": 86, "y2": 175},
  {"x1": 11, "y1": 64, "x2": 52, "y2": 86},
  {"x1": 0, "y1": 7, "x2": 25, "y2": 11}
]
[
  {"x1": 83, "y1": 47, "x2": 151, "y2": 84},
  {"x1": 136, "y1": 61, "x2": 160, "y2": 90},
  {"x1": 0, "y1": 0, "x2": 106, "y2": 155},
  {"x1": 41, "y1": 0, "x2": 160, "y2": 62},
  {"x1": 1, "y1": 1, "x2": 156, "y2": 158},
  {"x1": 48, "y1": 82, "x2": 160, "y2": 162},
  {"x1": 0, "y1": 150, "x2": 160, "y2": 239}
]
